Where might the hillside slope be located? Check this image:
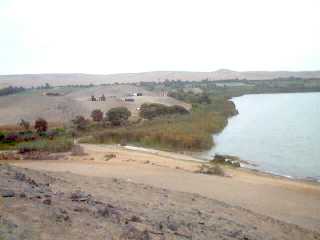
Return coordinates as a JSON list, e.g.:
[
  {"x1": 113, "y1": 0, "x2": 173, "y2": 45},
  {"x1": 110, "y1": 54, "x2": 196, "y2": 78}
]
[
  {"x1": 0, "y1": 85, "x2": 189, "y2": 125},
  {"x1": 1, "y1": 69, "x2": 320, "y2": 88},
  {"x1": 1, "y1": 163, "x2": 319, "y2": 240}
]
